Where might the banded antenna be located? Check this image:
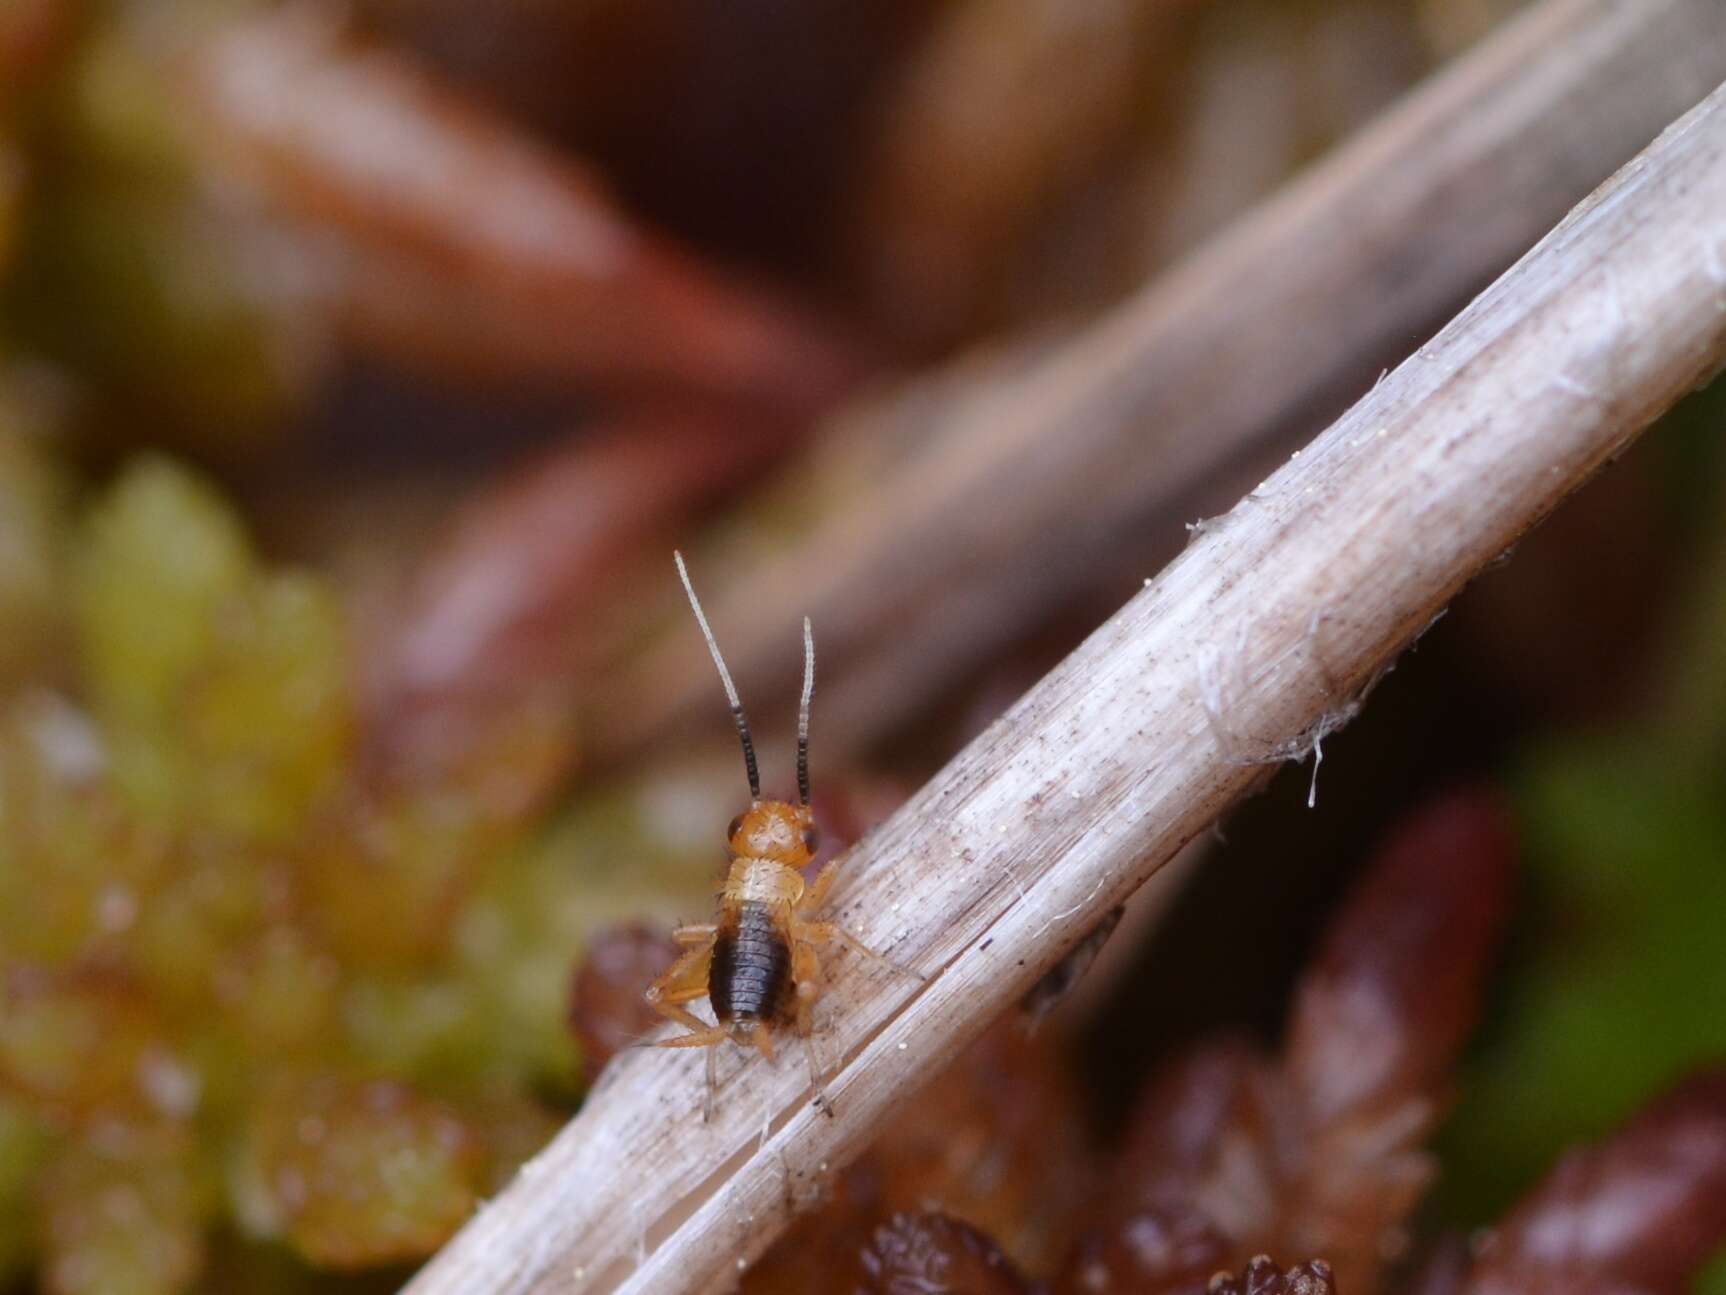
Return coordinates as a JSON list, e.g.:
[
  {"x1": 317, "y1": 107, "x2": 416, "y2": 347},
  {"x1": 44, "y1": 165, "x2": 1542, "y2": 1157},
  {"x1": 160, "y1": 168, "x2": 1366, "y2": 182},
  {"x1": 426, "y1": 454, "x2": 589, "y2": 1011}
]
[
  {"x1": 797, "y1": 617, "x2": 814, "y2": 806},
  {"x1": 675, "y1": 551, "x2": 760, "y2": 801}
]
